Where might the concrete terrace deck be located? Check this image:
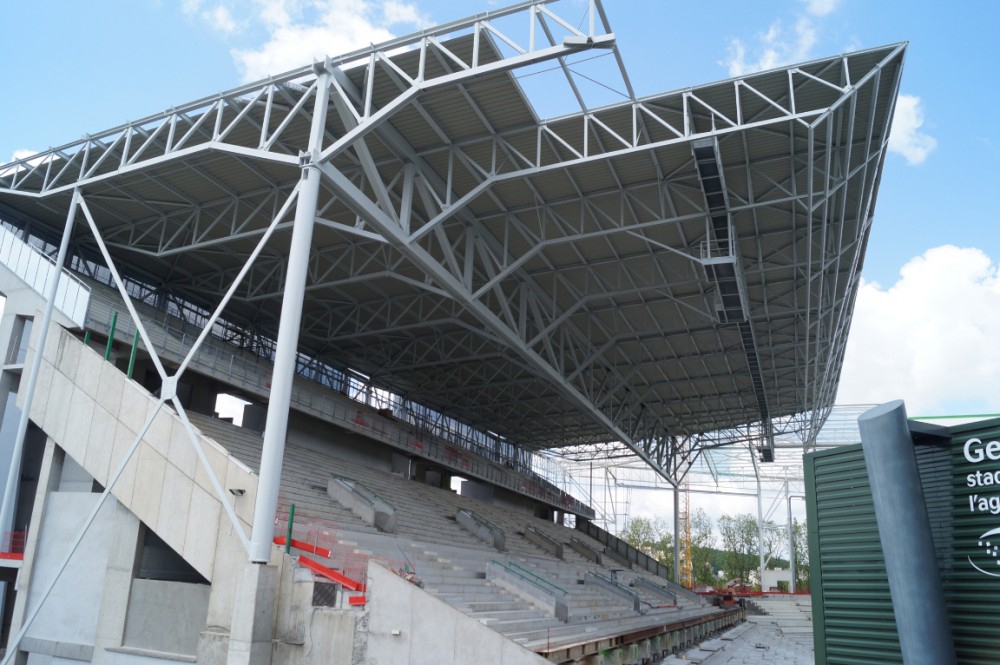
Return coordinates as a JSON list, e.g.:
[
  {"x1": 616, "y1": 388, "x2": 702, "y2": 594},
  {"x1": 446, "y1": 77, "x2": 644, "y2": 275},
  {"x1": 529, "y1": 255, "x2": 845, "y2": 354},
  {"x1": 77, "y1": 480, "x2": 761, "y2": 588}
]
[
  {"x1": 183, "y1": 411, "x2": 721, "y2": 652},
  {"x1": 671, "y1": 596, "x2": 814, "y2": 665}
]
